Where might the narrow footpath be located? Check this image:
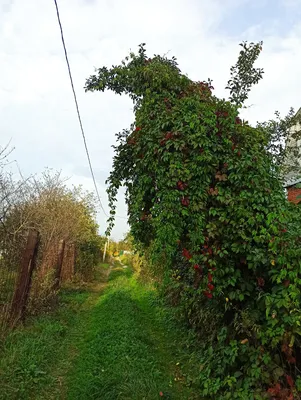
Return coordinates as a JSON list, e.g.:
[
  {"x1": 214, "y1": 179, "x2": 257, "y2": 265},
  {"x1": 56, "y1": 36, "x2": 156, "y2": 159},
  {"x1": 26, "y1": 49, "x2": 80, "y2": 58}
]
[{"x1": 0, "y1": 263, "x2": 200, "y2": 400}]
